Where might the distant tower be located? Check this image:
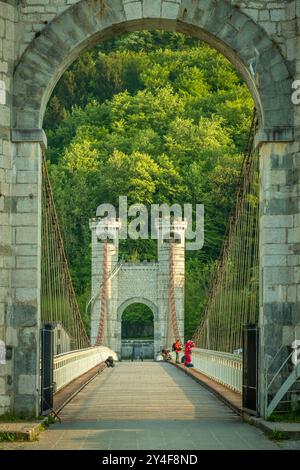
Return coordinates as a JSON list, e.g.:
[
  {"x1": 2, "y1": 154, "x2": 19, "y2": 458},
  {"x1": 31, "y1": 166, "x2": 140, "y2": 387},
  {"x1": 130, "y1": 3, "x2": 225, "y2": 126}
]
[
  {"x1": 89, "y1": 215, "x2": 186, "y2": 357},
  {"x1": 89, "y1": 218, "x2": 121, "y2": 347},
  {"x1": 156, "y1": 218, "x2": 187, "y2": 349}
]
